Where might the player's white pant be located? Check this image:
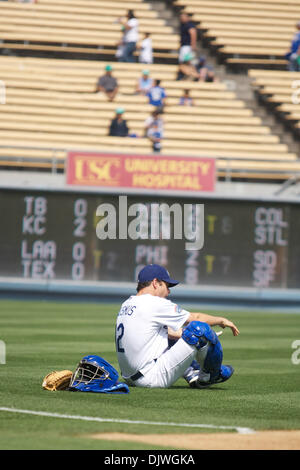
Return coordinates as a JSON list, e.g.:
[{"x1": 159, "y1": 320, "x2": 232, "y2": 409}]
[{"x1": 126, "y1": 338, "x2": 207, "y2": 388}]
